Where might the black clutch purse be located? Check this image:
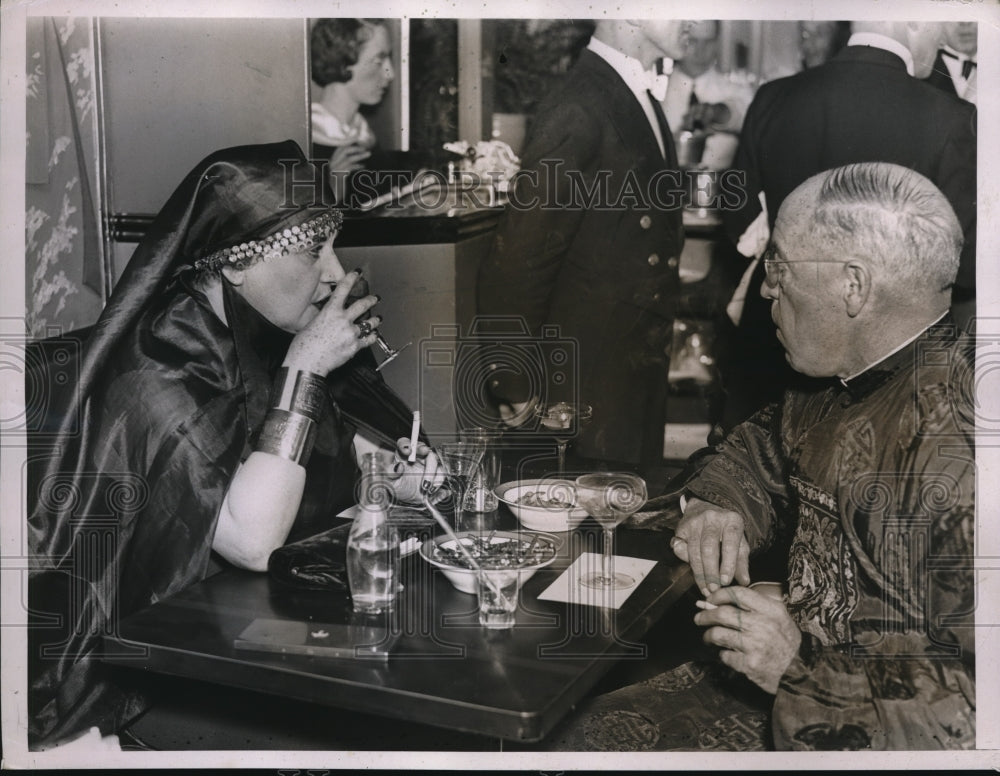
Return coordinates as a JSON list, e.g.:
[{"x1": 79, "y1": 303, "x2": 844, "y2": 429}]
[
  {"x1": 267, "y1": 521, "x2": 351, "y2": 592},
  {"x1": 267, "y1": 508, "x2": 436, "y2": 592}
]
